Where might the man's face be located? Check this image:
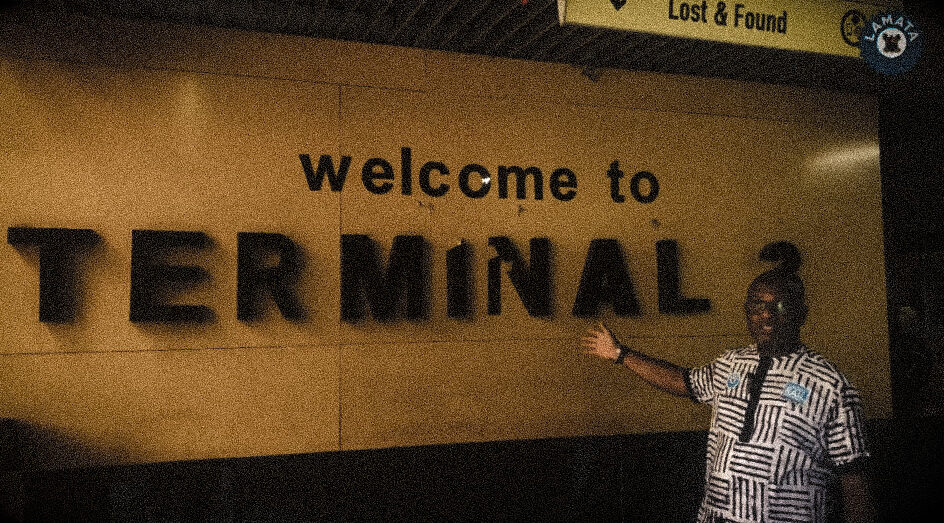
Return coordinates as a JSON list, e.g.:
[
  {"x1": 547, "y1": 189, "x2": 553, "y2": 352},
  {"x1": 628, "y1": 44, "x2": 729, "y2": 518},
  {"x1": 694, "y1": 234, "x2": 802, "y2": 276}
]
[{"x1": 745, "y1": 282, "x2": 805, "y2": 354}]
